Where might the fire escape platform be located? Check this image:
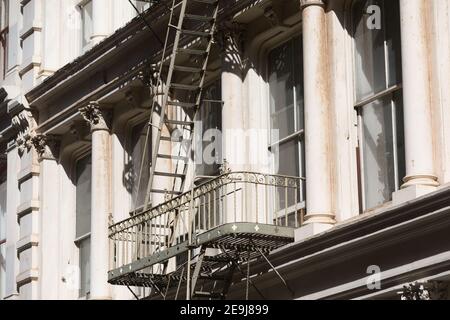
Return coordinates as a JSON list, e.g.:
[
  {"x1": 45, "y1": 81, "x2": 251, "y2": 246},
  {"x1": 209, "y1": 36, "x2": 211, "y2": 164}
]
[{"x1": 108, "y1": 222, "x2": 294, "y2": 288}]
